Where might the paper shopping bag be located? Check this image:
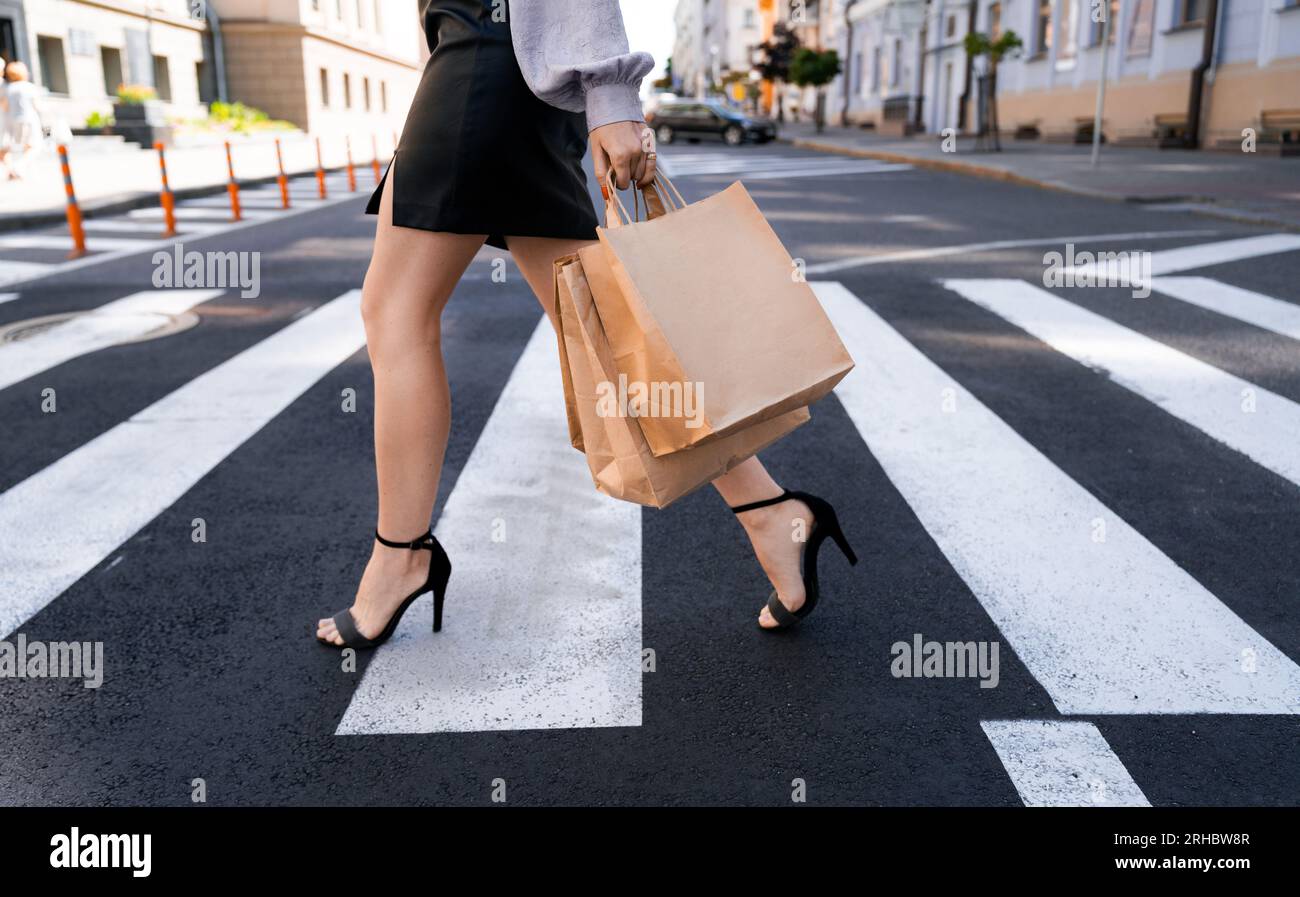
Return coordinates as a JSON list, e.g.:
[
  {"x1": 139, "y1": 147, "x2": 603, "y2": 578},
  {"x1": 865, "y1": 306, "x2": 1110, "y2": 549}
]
[
  {"x1": 579, "y1": 174, "x2": 853, "y2": 457},
  {"x1": 553, "y1": 252, "x2": 809, "y2": 508}
]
